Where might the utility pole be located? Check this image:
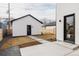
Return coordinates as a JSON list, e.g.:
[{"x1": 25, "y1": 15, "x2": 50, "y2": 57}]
[{"x1": 8, "y1": 3, "x2": 10, "y2": 35}]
